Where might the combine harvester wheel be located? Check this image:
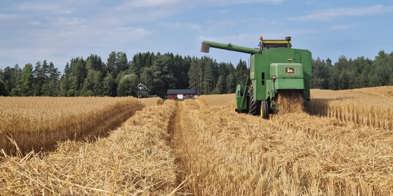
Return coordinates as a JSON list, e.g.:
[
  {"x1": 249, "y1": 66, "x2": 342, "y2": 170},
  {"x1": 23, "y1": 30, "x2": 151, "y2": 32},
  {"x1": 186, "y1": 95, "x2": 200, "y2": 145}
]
[{"x1": 248, "y1": 86, "x2": 261, "y2": 116}]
